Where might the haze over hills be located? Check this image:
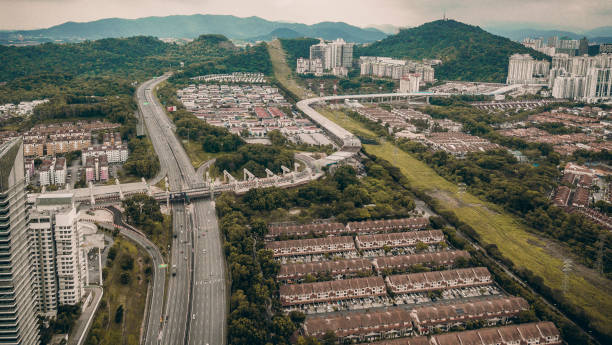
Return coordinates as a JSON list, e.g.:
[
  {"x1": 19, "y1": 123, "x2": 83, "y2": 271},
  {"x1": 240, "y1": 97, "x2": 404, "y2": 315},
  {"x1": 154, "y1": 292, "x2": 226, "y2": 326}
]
[
  {"x1": 0, "y1": 14, "x2": 387, "y2": 44},
  {"x1": 485, "y1": 24, "x2": 612, "y2": 43},
  {"x1": 356, "y1": 19, "x2": 551, "y2": 83}
]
